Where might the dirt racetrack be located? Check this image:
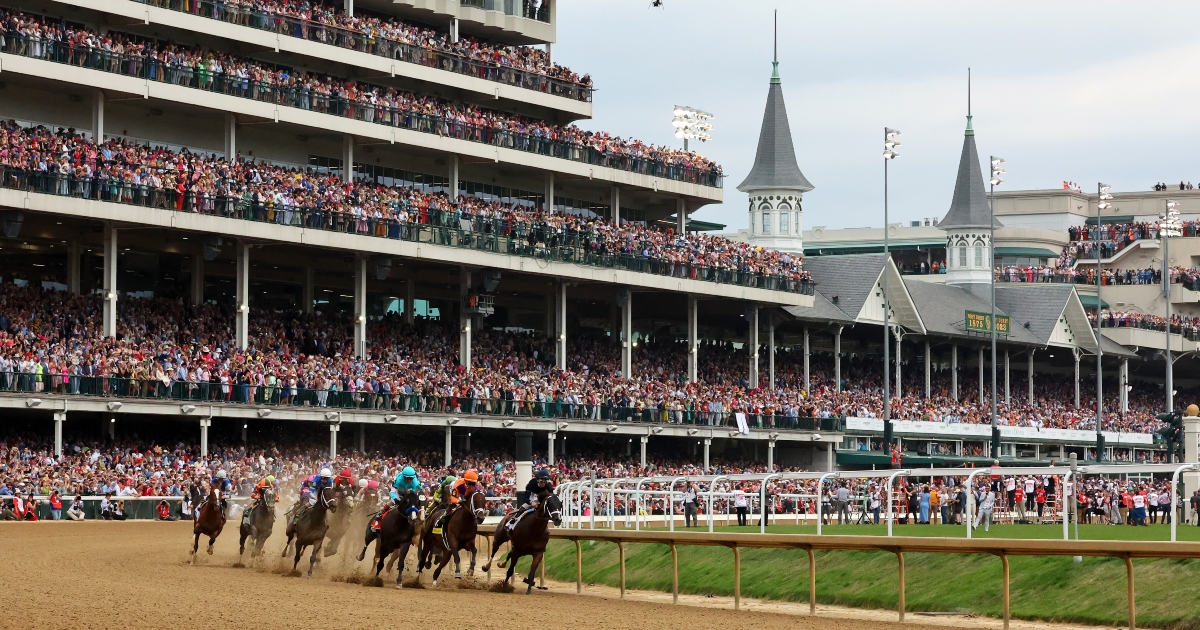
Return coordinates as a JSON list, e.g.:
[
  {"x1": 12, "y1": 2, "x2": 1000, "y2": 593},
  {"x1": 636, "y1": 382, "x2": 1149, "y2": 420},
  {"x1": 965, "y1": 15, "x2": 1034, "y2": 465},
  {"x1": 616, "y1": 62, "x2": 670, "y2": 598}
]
[{"x1": 0, "y1": 520, "x2": 977, "y2": 630}]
